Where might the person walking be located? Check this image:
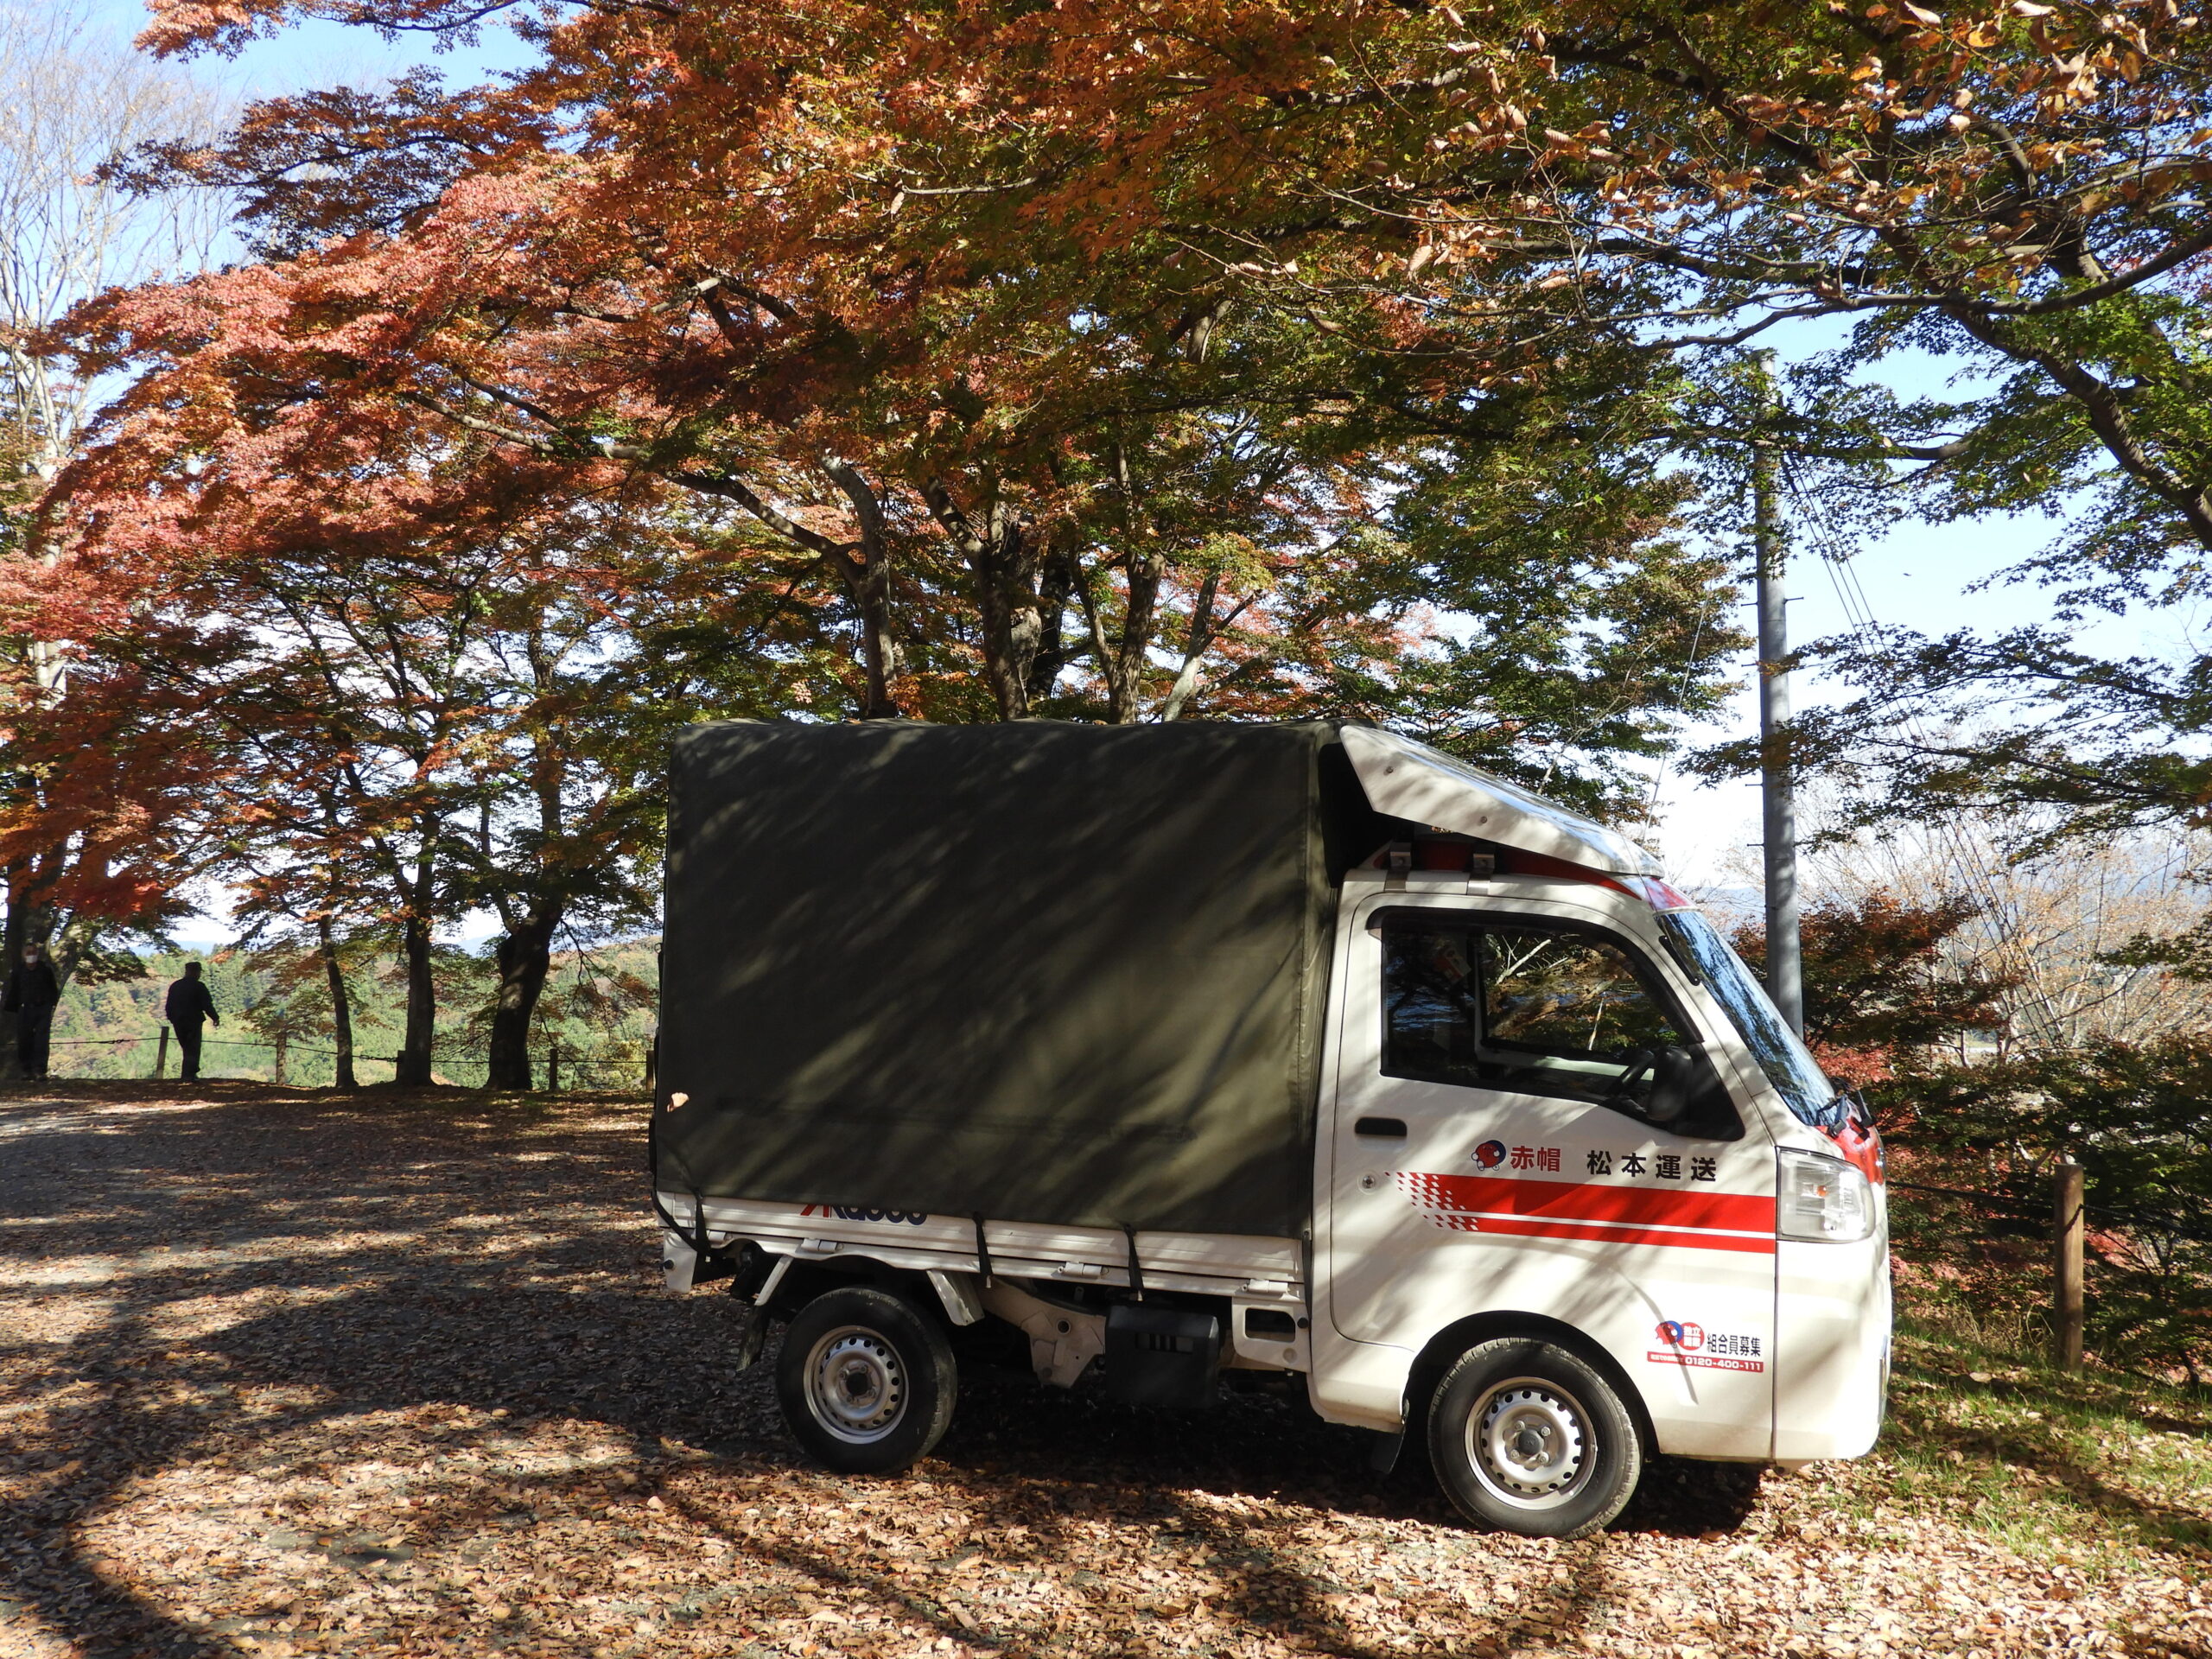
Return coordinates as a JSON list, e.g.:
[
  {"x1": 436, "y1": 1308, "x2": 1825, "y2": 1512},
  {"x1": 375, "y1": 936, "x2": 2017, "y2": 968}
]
[
  {"x1": 3, "y1": 942, "x2": 61, "y2": 1080},
  {"x1": 163, "y1": 961, "x2": 220, "y2": 1082}
]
